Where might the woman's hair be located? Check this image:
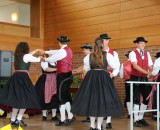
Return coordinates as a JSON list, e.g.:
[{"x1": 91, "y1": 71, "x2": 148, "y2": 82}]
[
  {"x1": 14, "y1": 42, "x2": 29, "y2": 59},
  {"x1": 90, "y1": 37, "x2": 104, "y2": 67}
]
